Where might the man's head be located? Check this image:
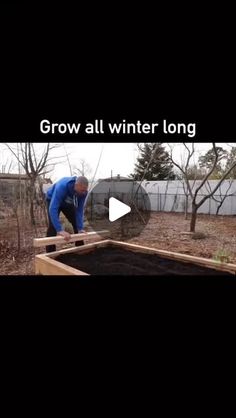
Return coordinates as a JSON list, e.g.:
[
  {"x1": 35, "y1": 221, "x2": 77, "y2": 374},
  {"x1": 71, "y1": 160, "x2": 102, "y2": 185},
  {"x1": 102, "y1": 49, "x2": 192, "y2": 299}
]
[{"x1": 74, "y1": 176, "x2": 89, "y2": 196}]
